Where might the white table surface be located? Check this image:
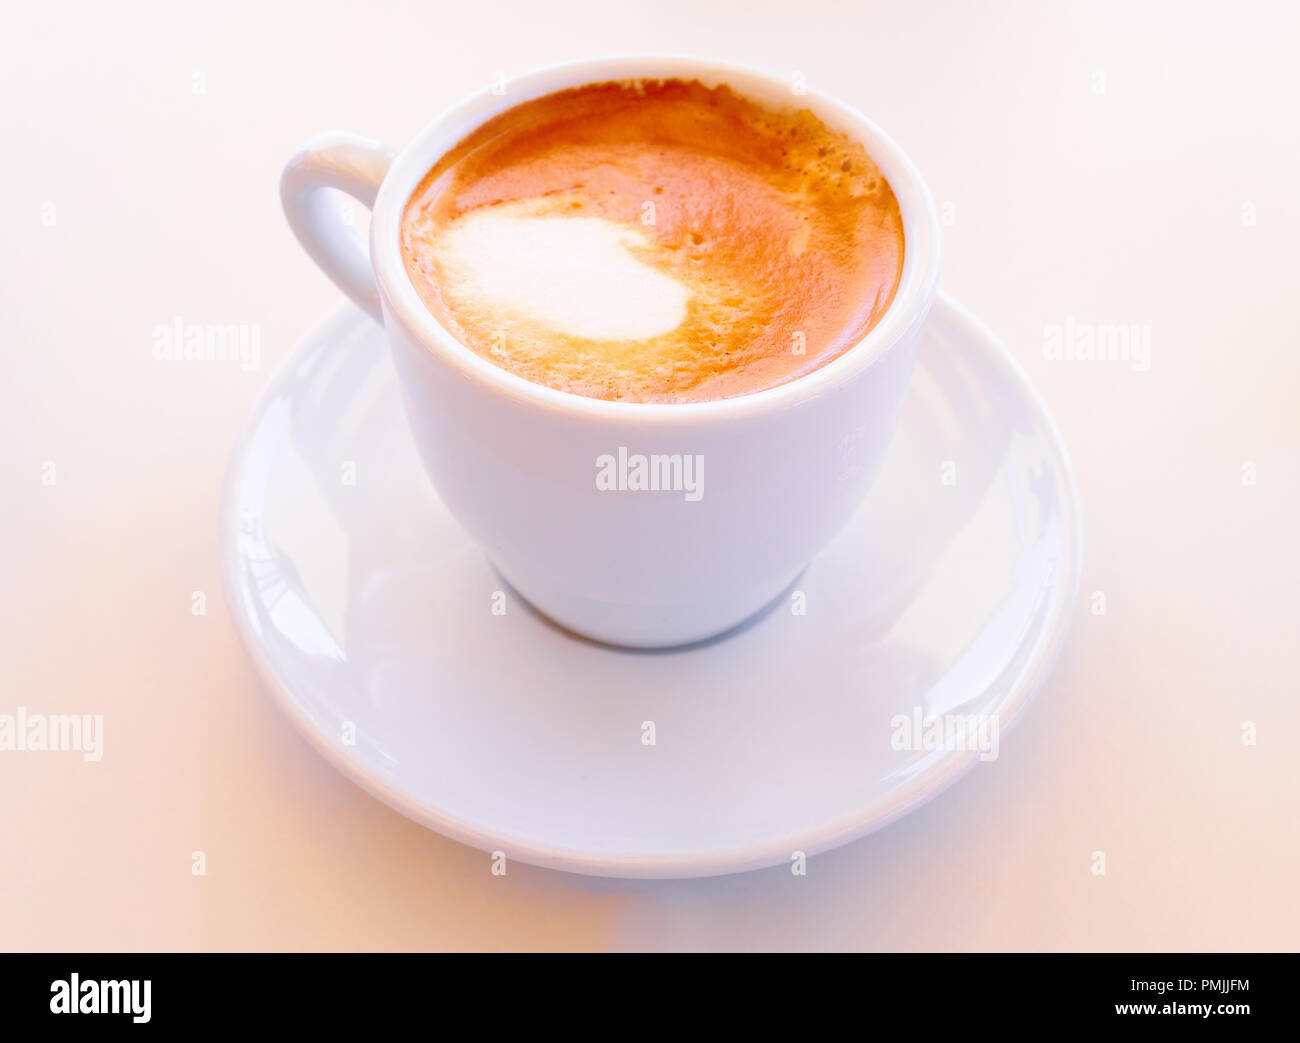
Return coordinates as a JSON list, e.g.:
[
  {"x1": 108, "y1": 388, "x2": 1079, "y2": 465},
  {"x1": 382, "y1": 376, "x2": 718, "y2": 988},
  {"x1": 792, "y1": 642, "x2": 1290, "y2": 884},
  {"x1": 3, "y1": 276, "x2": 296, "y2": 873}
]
[{"x1": 2, "y1": 0, "x2": 1296, "y2": 951}]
